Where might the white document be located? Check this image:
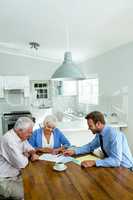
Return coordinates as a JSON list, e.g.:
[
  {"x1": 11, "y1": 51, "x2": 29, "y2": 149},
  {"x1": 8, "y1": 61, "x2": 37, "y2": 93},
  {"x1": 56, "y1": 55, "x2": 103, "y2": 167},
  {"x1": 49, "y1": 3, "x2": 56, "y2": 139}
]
[{"x1": 39, "y1": 153, "x2": 73, "y2": 163}]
